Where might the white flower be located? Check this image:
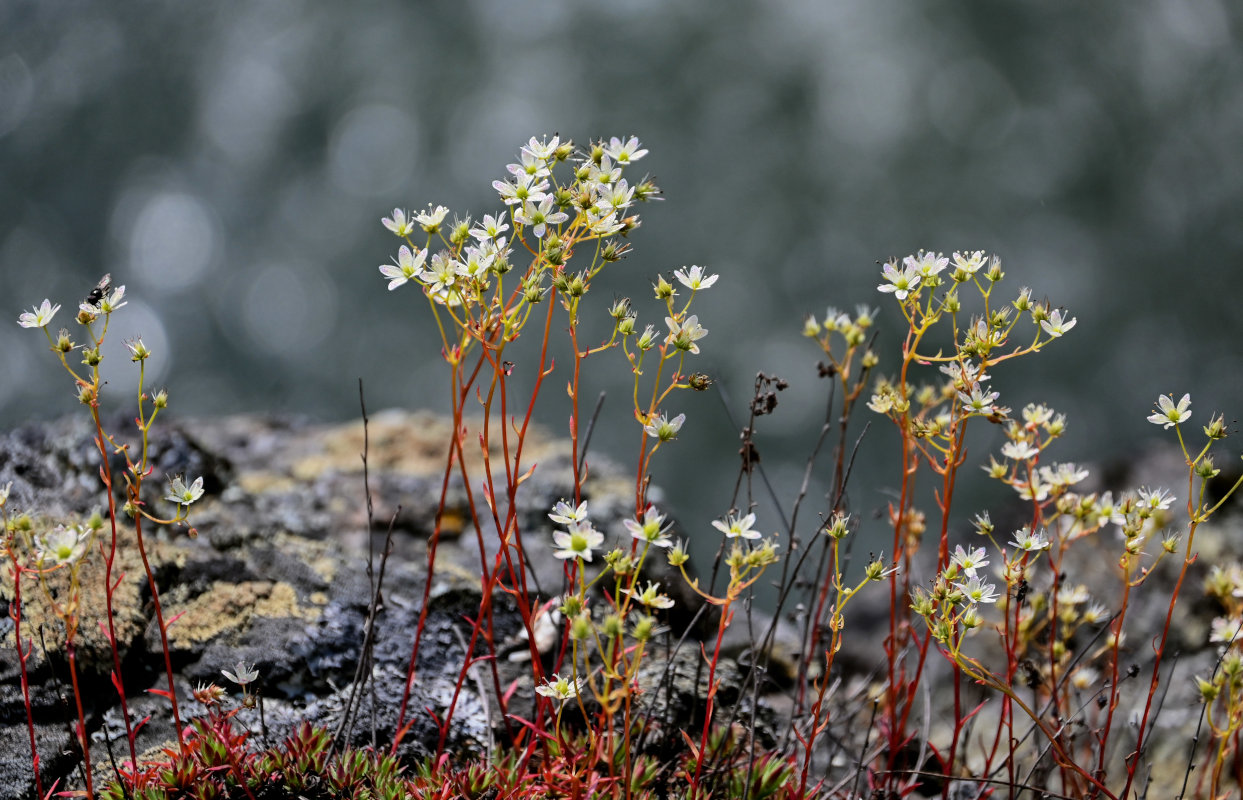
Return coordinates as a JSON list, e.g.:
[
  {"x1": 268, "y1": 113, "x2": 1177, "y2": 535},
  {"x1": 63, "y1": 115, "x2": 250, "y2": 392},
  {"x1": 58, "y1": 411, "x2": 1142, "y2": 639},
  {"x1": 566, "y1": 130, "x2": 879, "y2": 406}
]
[
  {"x1": 382, "y1": 208, "x2": 417, "y2": 237},
  {"x1": 958, "y1": 385, "x2": 1000, "y2": 415},
  {"x1": 470, "y1": 212, "x2": 510, "y2": 243},
  {"x1": 952, "y1": 251, "x2": 986, "y2": 275},
  {"x1": 903, "y1": 251, "x2": 949, "y2": 278},
  {"x1": 493, "y1": 175, "x2": 549, "y2": 207},
  {"x1": 1210, "y1": 616, "x2": 1243, "y2": 645},
  {"x1": 18, "y1": 299, "x2": 60, "y2": 329},
  {"x1": 421, "y1": 251, "x2": 458, "y2": 294},
  {"x1": 623, "y1": 506, "x2": 672, "y2": 548},
  {"x1": 514, "y1": 196, "x2": 568, "y2": 239},
  {"x1": 1137, "y1": 486, "x2": 1175, "y2": 511},
  {"x1": 36, "y1": 525, "x2": 89, "y2": 566},
  {"x1": 600, "y1": 179, "x2": 635, "y2": 211},
  {"x1": 1008, "y1": 528, "x2": 1050, "y2": 552},
  {"x1": 552, "y1": 520, "x2": 604, "y2": 561},
  {"x1": 951, "y1": 545, "x2": 989, "y2": 578},
  {"x1": 1147, "y1": 393, "x2": 1191, "y2": 429},
  {"x1": 1040, "y1": 309, "x2": 1077, "y2": 337},
  {"x1": 536, "y1": 673, "x2": 584, "y2": 702},
  {"x1": 378, "y1": 245, "x2": 426, "y2": 291},
  {"x1": 585, "y1": 155, "x2": 622, "y2": 186},
  {"x1": 1041, "y1": 462, "x2": 1089, "y2": 488},
  {"x1": 414, "y1": 204, "x2": 450, "y2": 233},
  {"x1": 1093, "y1": 491, "x2": 1126, "y2": 527},
  {"x1": 877, "y1": 261, "x2": 920, "y2": 300},
  {"x1": 621, "y1": 581, "x2": 675, "y2": 610},
  {"x1": 1001, "y1": 441, "x2": 1040, "y2": 461},
  {"x1": 673, "y1": 265, "x2": 719, "y2": 291},
  {"x1": 940, "y1": 359, "x2": 990, "y2": 389},
  {"x1": 643, "y1": 412, "x2": 686, "y2": 441},
  {"x1": 166, "y1": 475, "x2": 205, "y2": 506},
  {"x1": 604, "y1": 136, "x2": 648, "y2": 164},
  {"x1": 664, "y1": 315, "x2": 708, "y2": 354},
  {"x1": 955, "y1": 576, "x2": 999, "y2": 605},
  {"x1": 1056, "y1": 584, "x2": 1090, "y2": 606},
  {"x1": 221, "y1": 661, "x2": 259, "y2": 686},
  {"x1": 1017, "y1": 479, "x2": 1050, "y2": 503},
  {"x1": 521, "y1": 134, "x2": 560, "y2": 161},
  {"x1": 549, "y1": 499, "x2": 588, "y2": 526},
  {"x1": 712, "y1": 512, "x2": 760, "y2": 540}
]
